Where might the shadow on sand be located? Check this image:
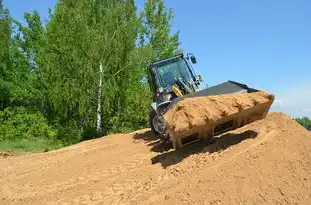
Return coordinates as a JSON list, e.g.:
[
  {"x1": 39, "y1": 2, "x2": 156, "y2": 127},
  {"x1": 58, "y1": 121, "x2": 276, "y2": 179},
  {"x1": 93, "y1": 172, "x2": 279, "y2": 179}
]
[
  {"x1": 133, "y1": 130, "x2": 158, "y2": 142},
  {"x1": 154, "y1": 130, "x2": 258, "y2": 168},
  {"x1": 133, "y1": 129, "x2": 258, "y2": 169},
  {"x1": 133, "y1": 130, "x2": 173, "y2": 152}
]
